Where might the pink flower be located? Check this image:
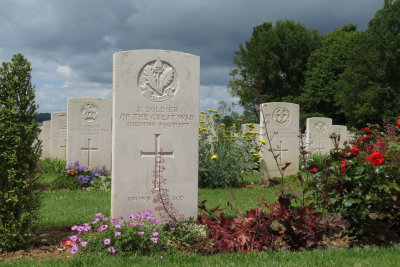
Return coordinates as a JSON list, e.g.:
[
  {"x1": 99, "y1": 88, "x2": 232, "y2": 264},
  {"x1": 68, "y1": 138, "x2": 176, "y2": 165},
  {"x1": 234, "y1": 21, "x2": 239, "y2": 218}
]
[
  {"x1": 130, "y1": 221, "x2": 138, "y2": 227},
  {"x1": 80, "y1": 241, "x2": 88, "y2": 247},
  {"x1": 107, "y1": 246, "x2": 116, "y2": 254},
  {"x1": 138, "y1": 231, "x2": 144, "y2": 235},
  {"x1": 115, "y1": 232, "x2": 121, "y2": 236},
  {"x1": 150, "y1": 237, "x2": 158, "y2": 244},
  {"x1": 70, "y1": 245, "x2": 78, "y2": 255},
  {"x1": 152, "y1": 232, "x2": 159, "y2": 237},
  {"x1": 104, "y1": 238, "x2": 111, "y2": 245}
]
